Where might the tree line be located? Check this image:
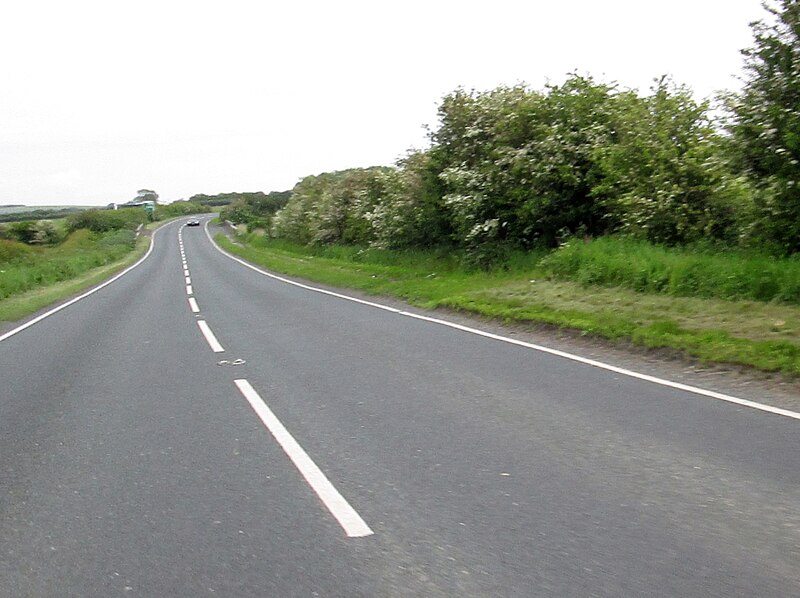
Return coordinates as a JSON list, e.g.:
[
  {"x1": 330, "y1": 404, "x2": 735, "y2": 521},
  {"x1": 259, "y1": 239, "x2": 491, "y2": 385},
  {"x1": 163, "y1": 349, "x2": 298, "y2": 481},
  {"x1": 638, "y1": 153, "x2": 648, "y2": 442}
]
[{"x1": 225, "y1": 1, "x2": 800, "y2": 265}]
